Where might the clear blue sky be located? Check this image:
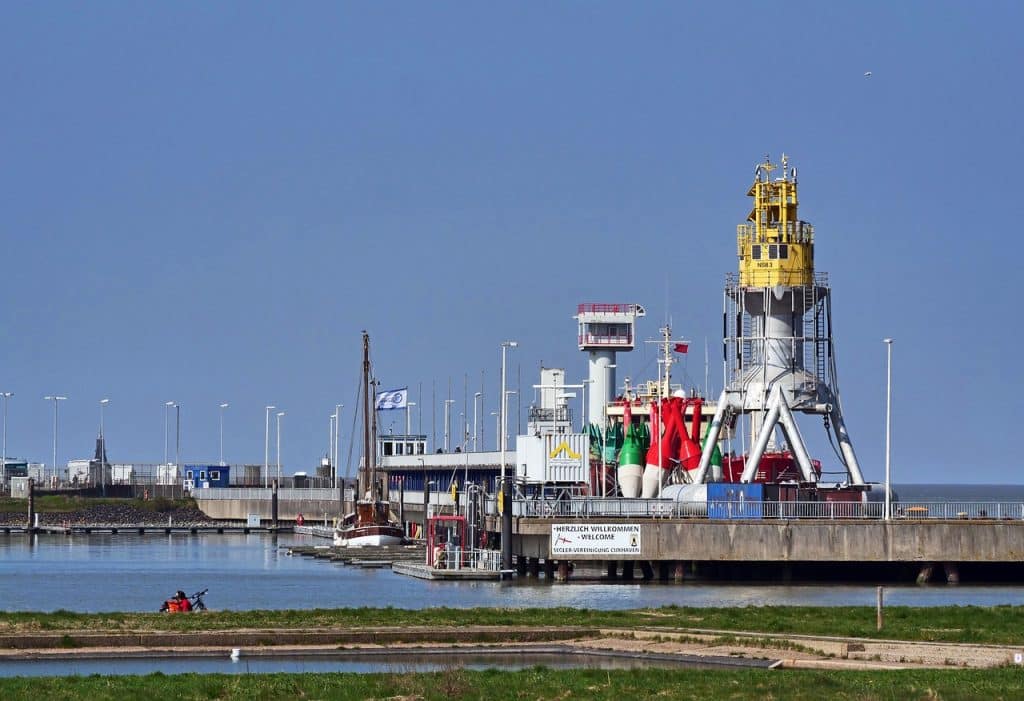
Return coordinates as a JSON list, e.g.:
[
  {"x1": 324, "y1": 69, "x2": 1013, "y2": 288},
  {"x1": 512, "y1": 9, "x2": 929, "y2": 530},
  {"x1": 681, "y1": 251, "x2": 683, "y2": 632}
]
[{"x1": 1, "y1": 3, "x2": 1019, "y2": 483}]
